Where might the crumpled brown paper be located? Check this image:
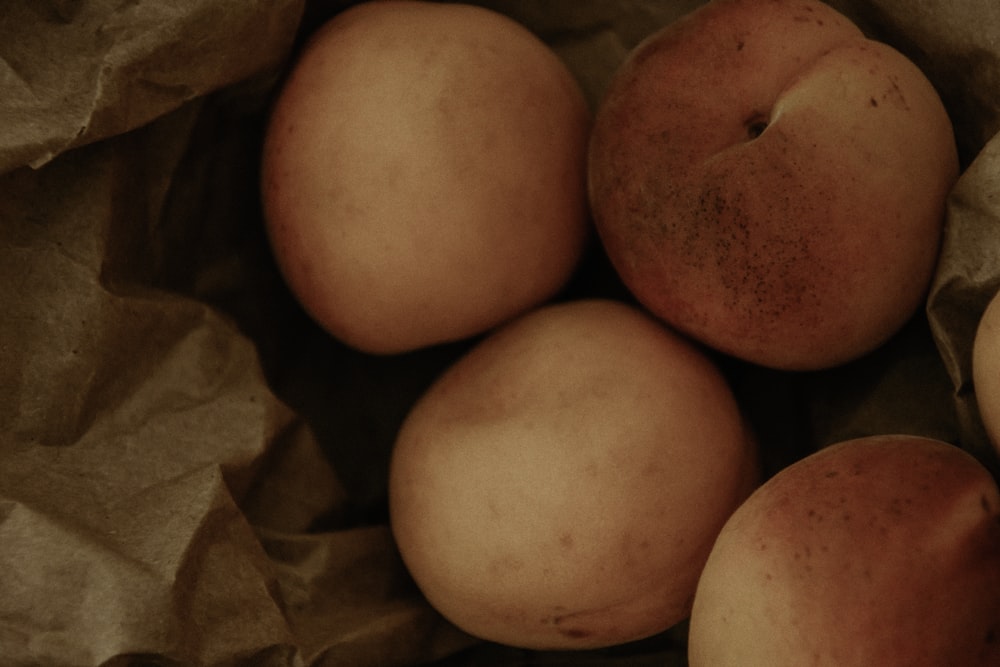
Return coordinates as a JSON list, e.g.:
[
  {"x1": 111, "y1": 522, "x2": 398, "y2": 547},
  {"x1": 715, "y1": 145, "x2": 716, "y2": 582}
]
[
  {"x1": 2, "y1": 0, "x2": 999, "y2": 665},
  {"x1": 0, "y1": 0, "x2": 305, "y2": 173}
]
